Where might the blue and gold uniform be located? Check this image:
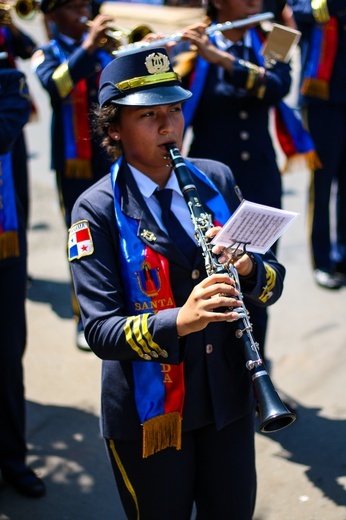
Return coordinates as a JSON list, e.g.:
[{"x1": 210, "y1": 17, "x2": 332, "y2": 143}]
[
  {"x1": 69, "y1": 47, "x2": 287, "y2": 519},
  {"x1": 0, "y1": 18, "x2": 36, "y2": 228},
  {"x1": 176, "y1": 25, "x2": 292, "y2": 214},
  {"x1": 32, "y1": 21, "x2": 113, "y2": 228},
  {"x1": 32, "y1": 0, "x2": 114, "y2": 347},
  {"x1": 0, "y1": 68, "x2": 45, "y2": 497},
  {"x1": 70, "y1": 159, "x2": 286, "y2": 520},
  {"x1": 289, "y1": 0, "x2": 346, "y2": 288}
]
